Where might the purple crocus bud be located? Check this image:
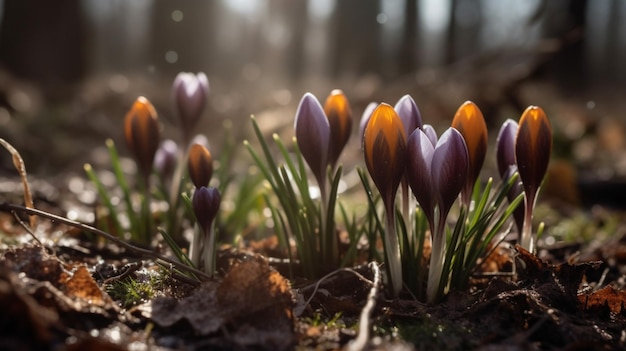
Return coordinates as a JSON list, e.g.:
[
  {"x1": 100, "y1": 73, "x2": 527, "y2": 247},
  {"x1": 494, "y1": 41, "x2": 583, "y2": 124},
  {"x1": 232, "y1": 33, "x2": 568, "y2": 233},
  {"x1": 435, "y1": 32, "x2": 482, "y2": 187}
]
[
  {"x1": 394, "y1": 94, "x2": 423, "y2": 137},
  {"x1": 173, "y1": 72, "x2": 209, "y2": 142},
  {"x1": 422, "y1": 124, "x2": 438, "y2": 147},
  {"x1": 432, "y1": 128, "x2": 469, "y2": 219},
  {"x1": 294, "y1": 93, "x2": 331, "y2": 191},
  {"x1": 359, "y1": 102, "x2": 378, "y2": 144},
  {"x1": 407, "y1": 129, "x2": 436, "y2": 226},
  {"x1": 154, "y1": 139, "x2": 178, "y2": 178},
  {"x1": 192, "y1": 186, "x2": 221, "y2": 233},
  {"x1": 496, "y1": 119, "x2": 518, "y2": 178}
]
